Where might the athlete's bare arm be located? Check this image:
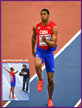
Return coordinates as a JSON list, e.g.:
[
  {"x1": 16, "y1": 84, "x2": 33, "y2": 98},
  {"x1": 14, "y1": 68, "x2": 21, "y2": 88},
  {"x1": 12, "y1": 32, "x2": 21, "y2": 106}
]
[
  {"x1": 42, "y1": 26, "x2": 58, "y2": 48},
  {"x1": 32, "y1": 25, "x2": 37, "y2": 57},
  {"x1": 13, "y1": 71, "x2": 18, "y2": 74},
  {"x1": 4, "y1": 67, "x2": 10, "y2": 73}
]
